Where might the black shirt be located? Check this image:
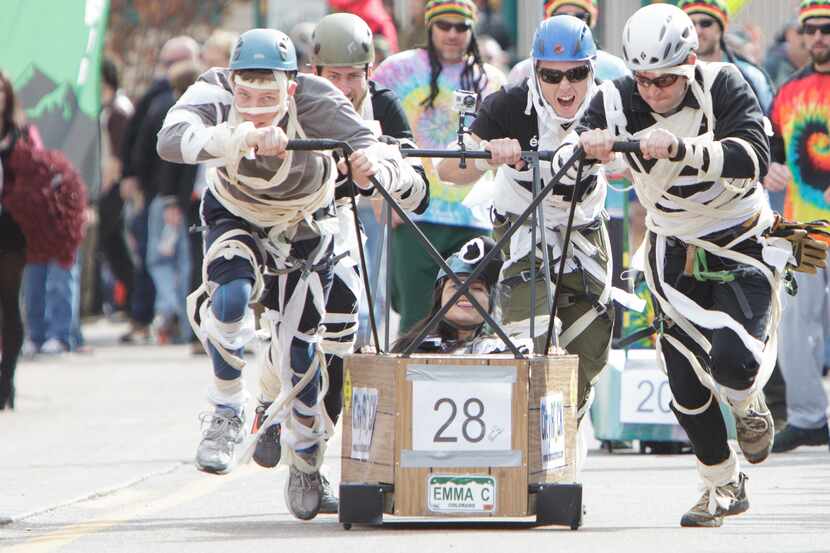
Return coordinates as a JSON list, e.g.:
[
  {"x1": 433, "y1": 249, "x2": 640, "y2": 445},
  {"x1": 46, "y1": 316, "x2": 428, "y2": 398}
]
[
  {"x1": 470, "y1": 81, "x2": 540, "y2": 152},
  {"x1": 576, "y1": 64, "x2": 770, "y2": 181}
]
